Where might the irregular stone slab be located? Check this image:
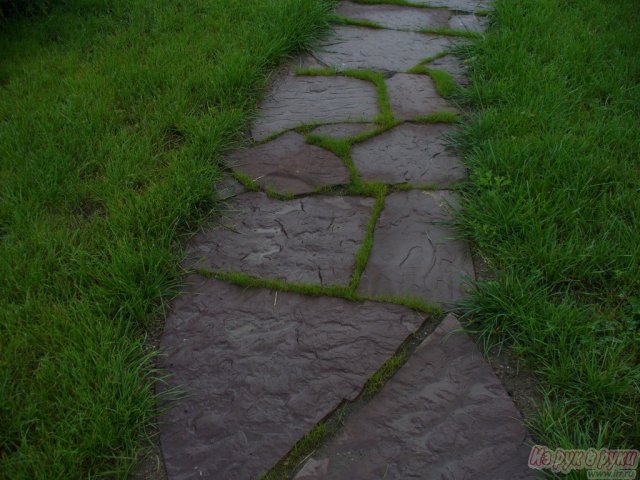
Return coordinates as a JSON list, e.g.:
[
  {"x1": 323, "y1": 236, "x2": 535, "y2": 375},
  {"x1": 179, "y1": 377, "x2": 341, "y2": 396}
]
[
  {"x1": 357, "y1": 190, "x2": 474, "y2": 305},
  {"x1": 185, "y1": 192, "x2": 374, "y2": 286},
  {"x1": 252, "y1": 75, "x2": 379, "y2": 141},
  {"x1": 310, "y1": 122, "x2": 376, "y2": 140},
  {"x1": 315, "y1": 26, "x2": 456, "y2": 72},
  {"x1": 387, "y1": 73, "x2": 458, "y2": 120},
  {"x1": 427, "y1": 54, "x2": 469, "y2": 86},
  {"x1": 409, "y1": 0, "x2": 492, "y2": 13},
  {"x1": 159, "y1": 275, "x2": 426, "y2": 480},
  {"x1": 449, "y1": 13, "x2": 488, "y2": 32},
  {"x1": 295, "y1": 314, "x2": 534, "y2": 480},
  {"x1": 351, "y1": 123, "x2": 466, "y2": 186},
  {"x1": 335, "y1": 1, "x2": 449, "y2": 30},
  {"x1": 215, "y1": 174, "x2": 245, "y2": 200},
  {"x1": 227, "y1": 132, "x2": 349, "y2": 195}
]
